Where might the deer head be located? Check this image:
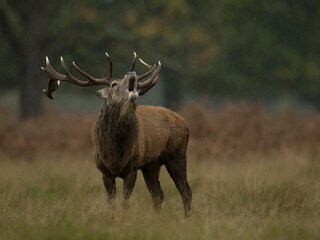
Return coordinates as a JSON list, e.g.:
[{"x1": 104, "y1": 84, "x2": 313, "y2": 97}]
[{"x1": 41, "y1": 52, "x2": 161, "y2": 102}]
